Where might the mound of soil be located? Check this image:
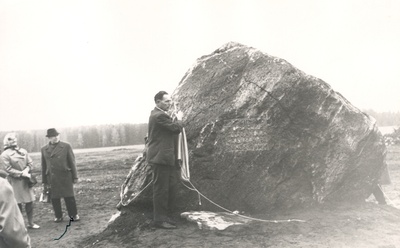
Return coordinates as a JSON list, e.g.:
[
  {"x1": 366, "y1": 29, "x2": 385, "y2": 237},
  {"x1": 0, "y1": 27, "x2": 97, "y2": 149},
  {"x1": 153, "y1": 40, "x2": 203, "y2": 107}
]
[{"x1": 78, "y1": 202, "x2": 400, "y2": 248}]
